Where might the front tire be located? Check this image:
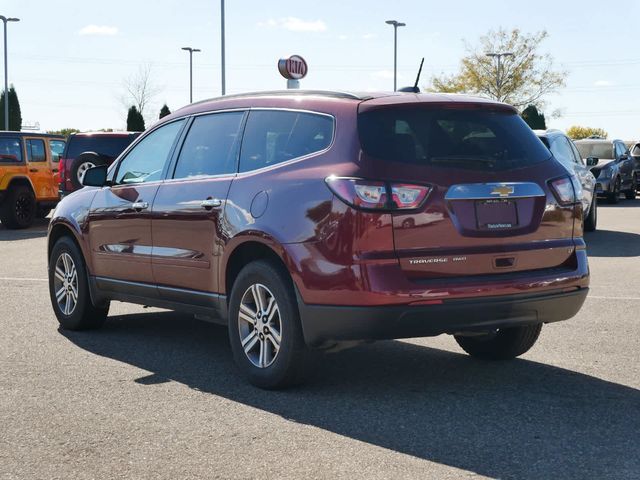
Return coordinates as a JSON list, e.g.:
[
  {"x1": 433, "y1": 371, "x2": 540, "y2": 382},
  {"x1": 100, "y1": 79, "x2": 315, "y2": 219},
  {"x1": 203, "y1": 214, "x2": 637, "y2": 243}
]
[
  {"x1": 49, "y1": 236, "x2": 109, "y2": 330},
  {"x1": 584, "y1": 195, "x2": 597, "y2": 232},
  {"x1": 454, "y1": 324, "x2": 542, "y2": 360},
  {"x1": 228, "y1": 260, "x2": 313, "y2": 389}
]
